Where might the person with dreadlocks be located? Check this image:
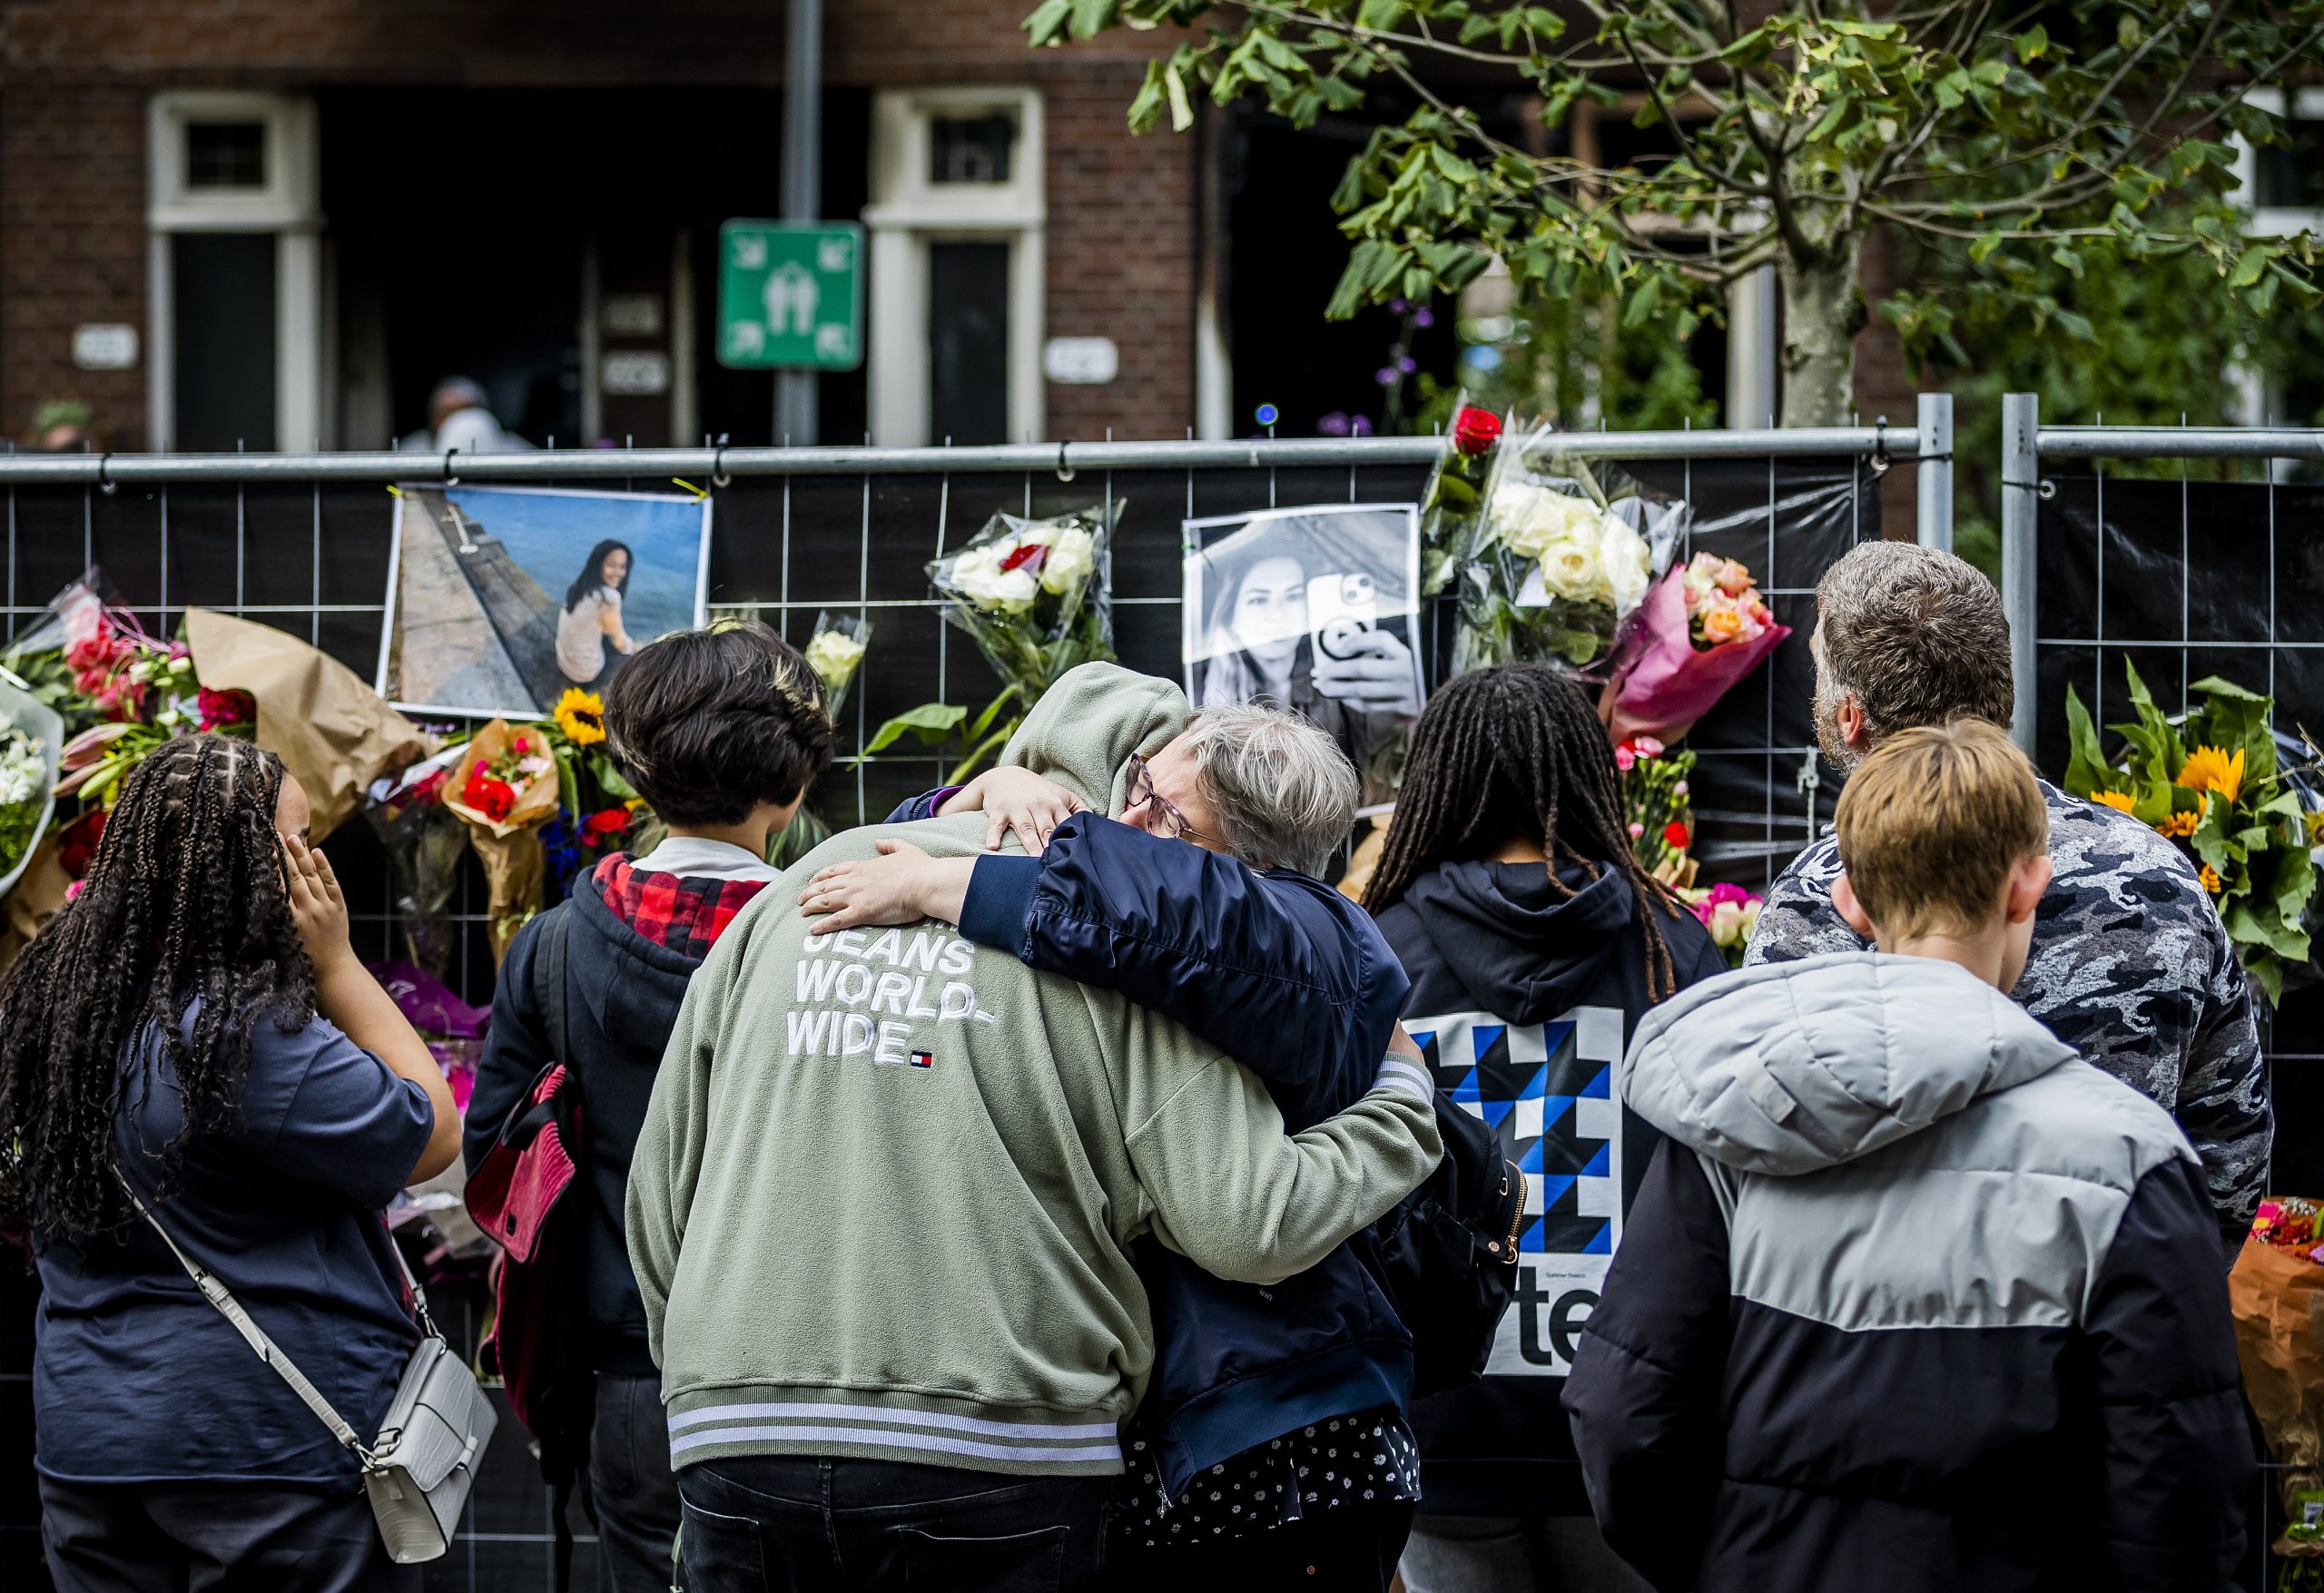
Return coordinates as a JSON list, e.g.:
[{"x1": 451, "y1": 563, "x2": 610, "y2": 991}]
[
  {"x1": 1362, "y1": 663, "x2": 1726, "y2": 1593},
  {"x1": 4, "y1": 735, "x2": 459, "y2": 1592}
]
